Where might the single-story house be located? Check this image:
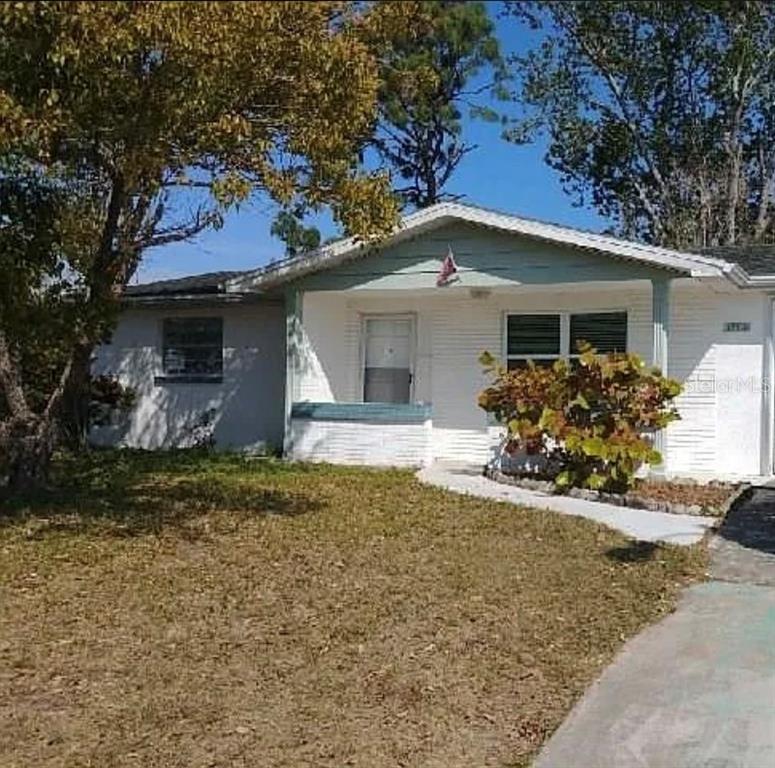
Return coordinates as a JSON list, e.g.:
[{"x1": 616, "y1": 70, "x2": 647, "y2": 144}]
[{"x1": 92, "y1": 202, "x2": 775, "y2": 479}]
